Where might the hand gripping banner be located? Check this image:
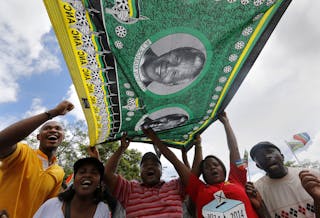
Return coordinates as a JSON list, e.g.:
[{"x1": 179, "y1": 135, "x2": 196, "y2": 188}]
[{"x1": 44, "y1": 0, "x2": 291, "y2": 149}]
